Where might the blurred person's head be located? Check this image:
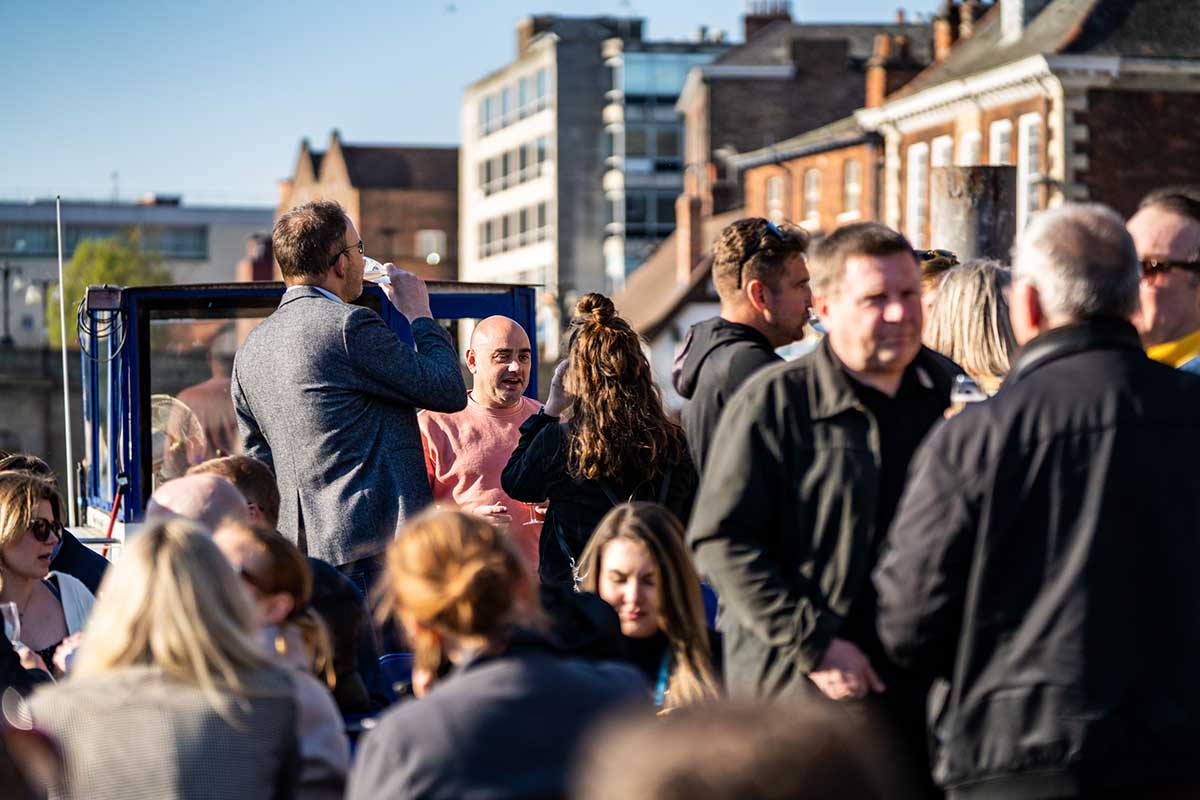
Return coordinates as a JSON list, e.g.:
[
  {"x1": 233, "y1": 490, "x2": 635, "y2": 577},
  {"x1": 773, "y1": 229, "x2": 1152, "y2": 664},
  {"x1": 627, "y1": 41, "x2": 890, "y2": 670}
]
[
  {"x1": 916, "y1": 248, "x2": 960, "y2": 325},
  {"x1": 467, "y1": 316, "x2": 533, "y2": 409},
  {"x1": 73, "y1": 518, "x2": 271, "y2": 697},
  {"x1": 272, "y1": 199, "x2": 365, "y2": 303},
  {"x1": 573, "y1": 699, "x2": 899, "y2": 800},
  {"x1": 577, "y1": 503, "x2": 717, "y2": 709},
  {"x1": 380, "y1": 509, "x2": 541, "y2": 677},
  {"x1": 711, "y1": 218, "x2": 812, "y2": 348},
  {"x1": 1127, "y1": 188, "x2": 1200, "y2": 347},
  {"x1": 562, "y1": 294, "x2": 687, "y2": 484},
  {"x1": 145, "y1": 473, "x2": 250, "y2": 531},
  {"x1": 923, "y1": 259, "x2": 1017, "y2": 393},
  {"x1": 1011, "y1": 204, "x2": 1140, "y2": 346},
  {"x1": 809, "y1": 223, "x2": 923, "y2": 393},
  {"x1": 0, "y1": 471, "x2": 63, "y2": 584},
  {"x1": 0, "y1": 454, "x2": 55, "y2": 483},
  {"x1": 188, "y1": 456, "x2": 280, "y2": 529},
  {"x1": 213, "y1": 524, "x2": 334, "y2": 686}
]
